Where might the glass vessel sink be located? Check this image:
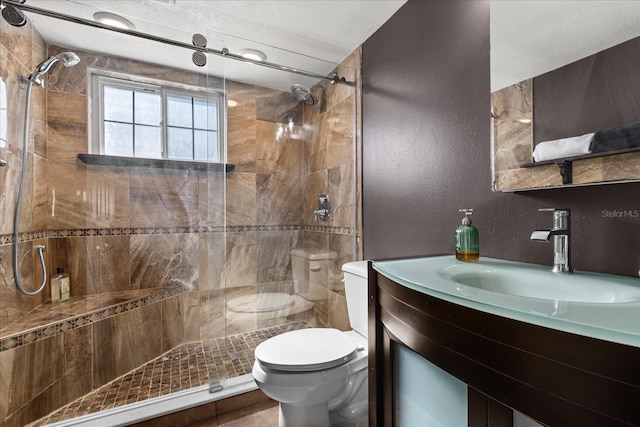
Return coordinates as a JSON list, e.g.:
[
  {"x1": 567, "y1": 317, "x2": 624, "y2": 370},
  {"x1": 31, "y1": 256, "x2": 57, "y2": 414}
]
[
  {"x1": 372, "y1": 255, "x2": 640, "y2": 343},
  {"x1": 440, "y1": 261, "x2": 640, "y2": 303}
]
